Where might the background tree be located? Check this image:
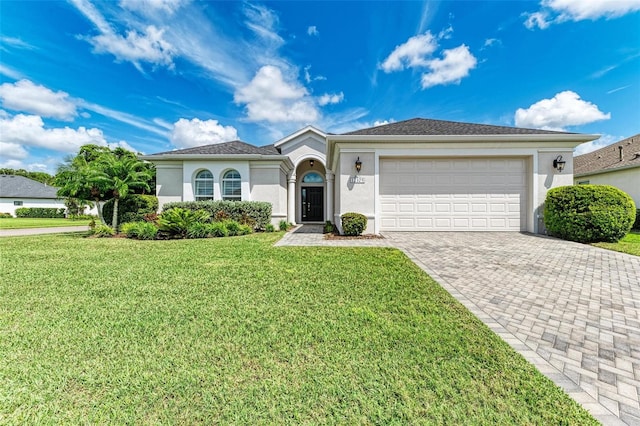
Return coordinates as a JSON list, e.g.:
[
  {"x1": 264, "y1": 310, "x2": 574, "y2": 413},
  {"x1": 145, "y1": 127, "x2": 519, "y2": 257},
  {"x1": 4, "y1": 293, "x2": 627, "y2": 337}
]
[{"x1": 0, "y1": 168, "x2": 55, "y2": 185}]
